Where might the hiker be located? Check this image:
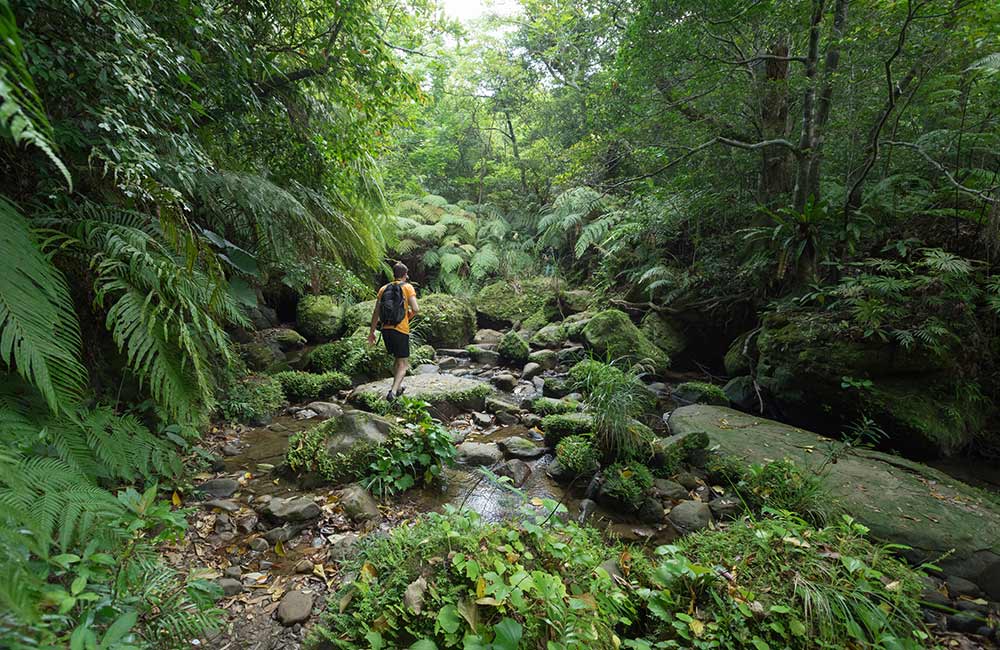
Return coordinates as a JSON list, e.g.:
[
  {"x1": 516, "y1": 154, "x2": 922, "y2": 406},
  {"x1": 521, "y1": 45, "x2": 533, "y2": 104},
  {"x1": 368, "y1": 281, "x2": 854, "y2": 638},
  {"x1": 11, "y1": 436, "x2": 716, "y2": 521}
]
[{"x1": 368, "y1": 261, "x2": 419, "y2": 401}]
